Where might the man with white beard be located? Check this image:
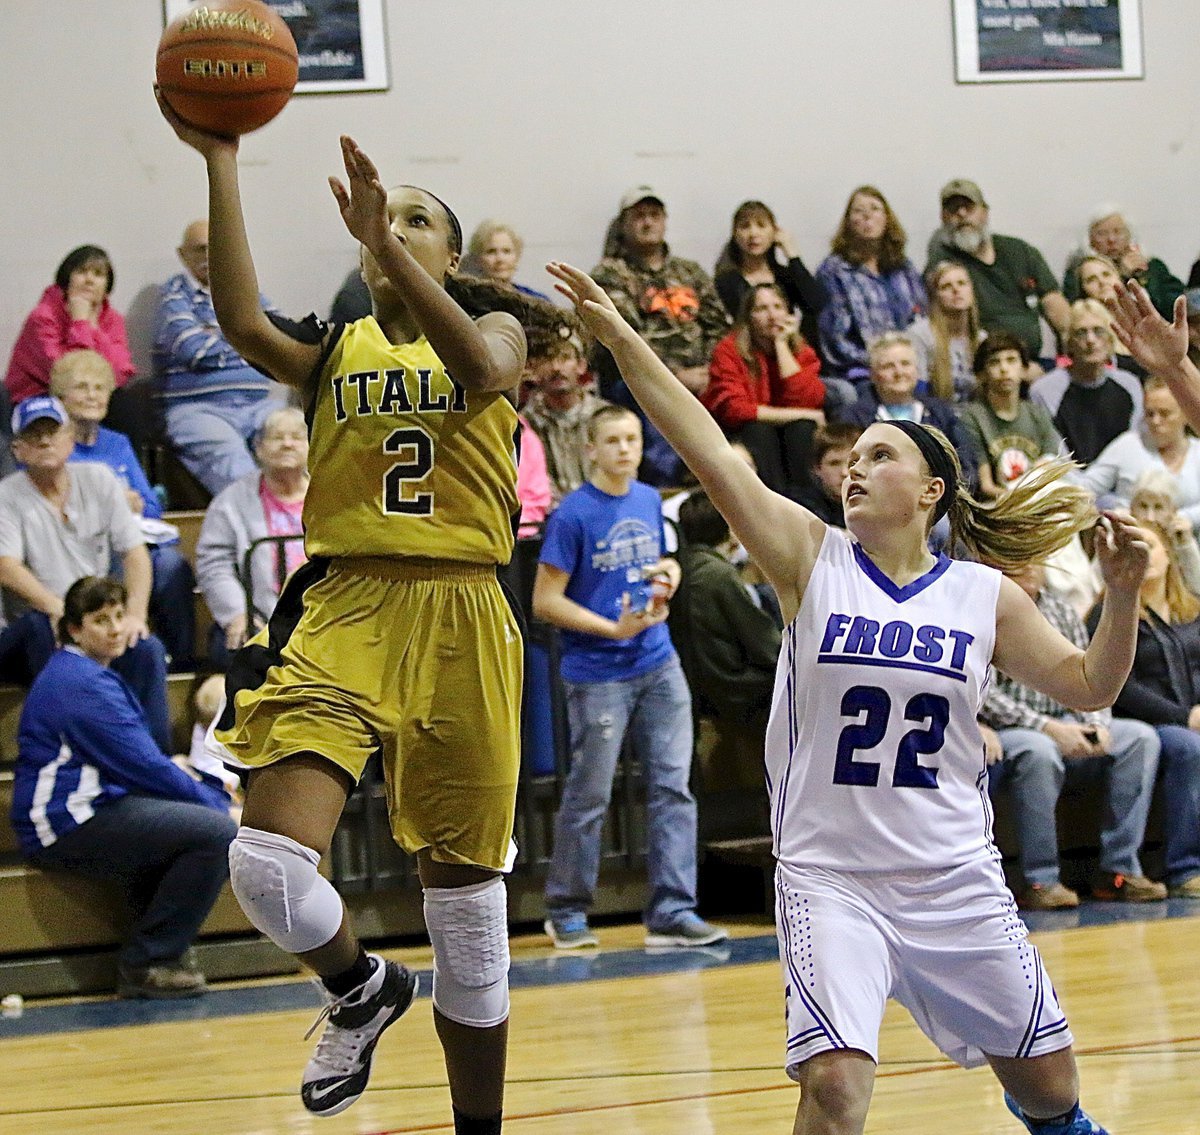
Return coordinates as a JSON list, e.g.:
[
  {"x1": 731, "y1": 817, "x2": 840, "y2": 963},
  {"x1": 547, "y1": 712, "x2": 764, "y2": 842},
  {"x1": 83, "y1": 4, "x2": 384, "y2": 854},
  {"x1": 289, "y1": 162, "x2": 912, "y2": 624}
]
[{"x1": 927, "y1": 179, "x2": 1070, "y2": 376}]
